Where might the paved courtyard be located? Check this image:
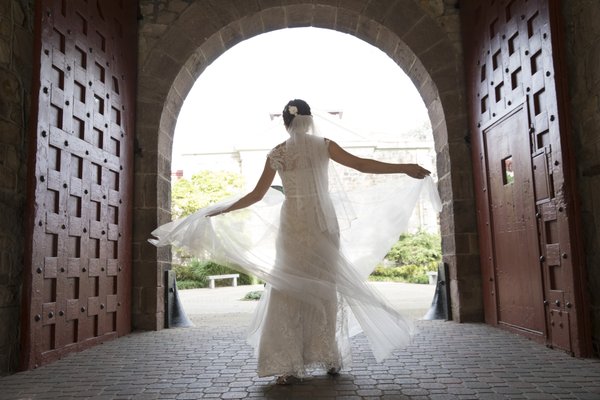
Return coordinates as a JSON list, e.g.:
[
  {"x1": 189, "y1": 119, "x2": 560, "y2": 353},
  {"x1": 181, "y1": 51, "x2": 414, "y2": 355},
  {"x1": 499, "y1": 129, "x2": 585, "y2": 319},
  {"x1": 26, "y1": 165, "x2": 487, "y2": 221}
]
[{"x1": 1, "y1": 283, "x2": 600, "y2": 399}]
